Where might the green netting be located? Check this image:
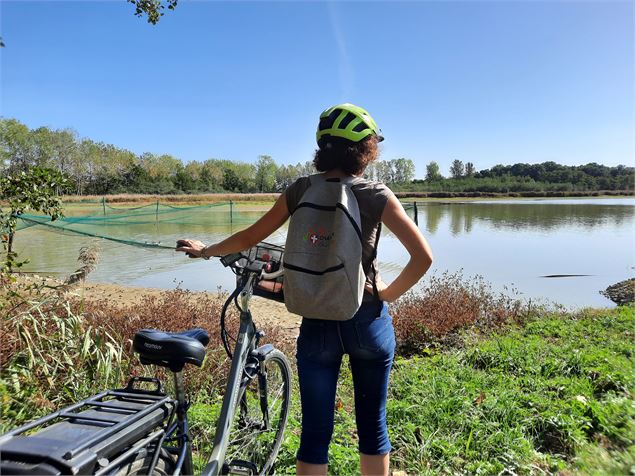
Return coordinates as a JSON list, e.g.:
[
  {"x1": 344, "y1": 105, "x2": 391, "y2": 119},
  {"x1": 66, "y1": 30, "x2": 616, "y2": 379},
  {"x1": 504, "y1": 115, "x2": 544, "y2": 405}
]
[
  {"x1": 14, "y1": 200, "x2": 259, "y2": 249},
  {"x1": 14, "y1": 199, "x2": 419, "y2": 249}
]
